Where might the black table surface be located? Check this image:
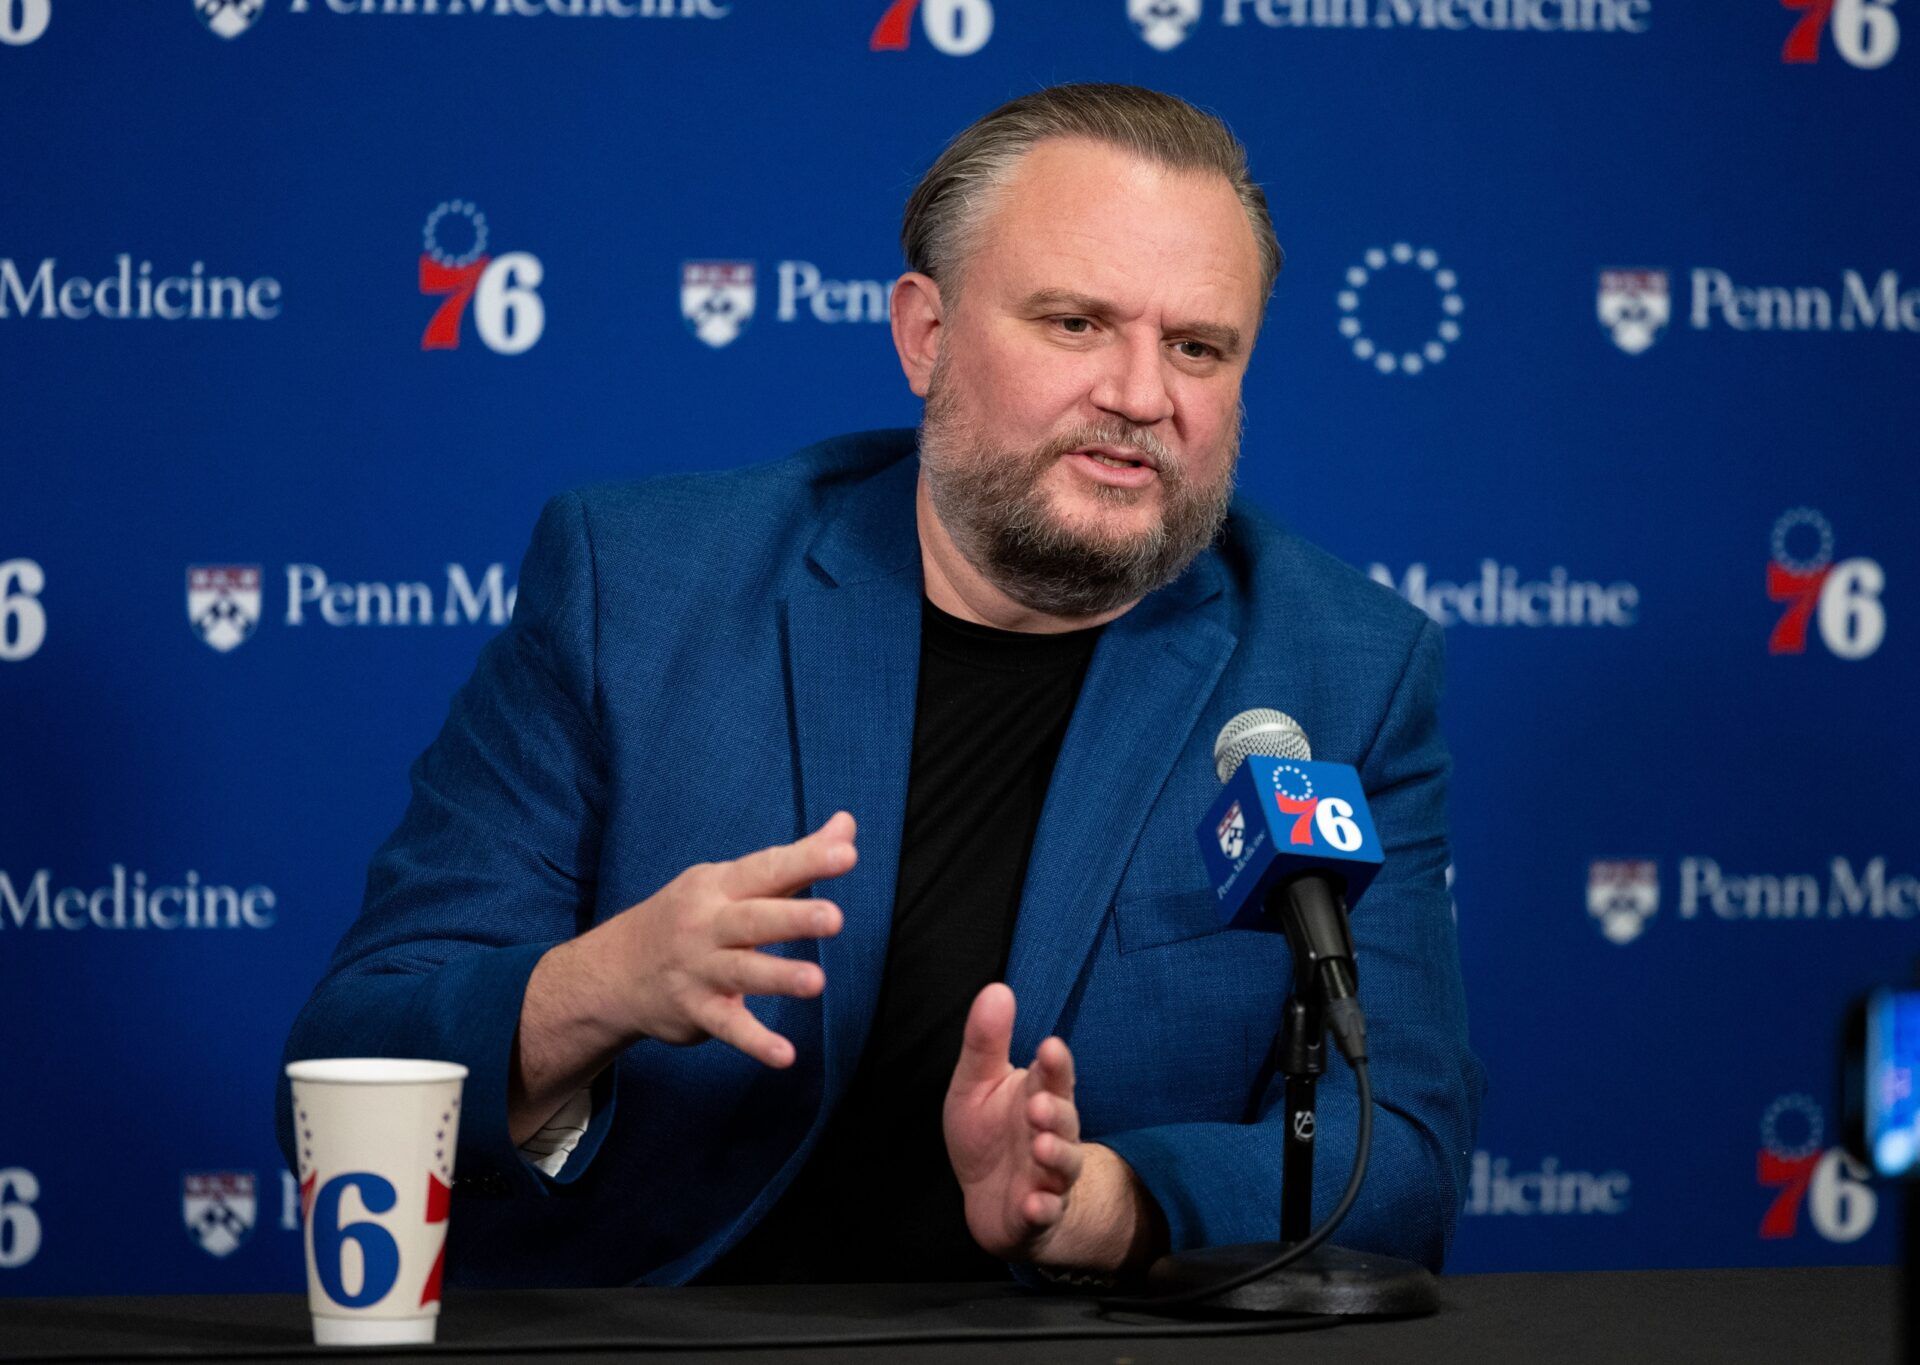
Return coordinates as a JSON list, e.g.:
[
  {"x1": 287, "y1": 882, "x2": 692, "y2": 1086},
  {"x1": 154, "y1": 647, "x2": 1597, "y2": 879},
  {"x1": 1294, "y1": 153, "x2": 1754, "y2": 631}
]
[{"x1": 0, "y1": 1267, "x2": 1901, "y2": 1365}]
